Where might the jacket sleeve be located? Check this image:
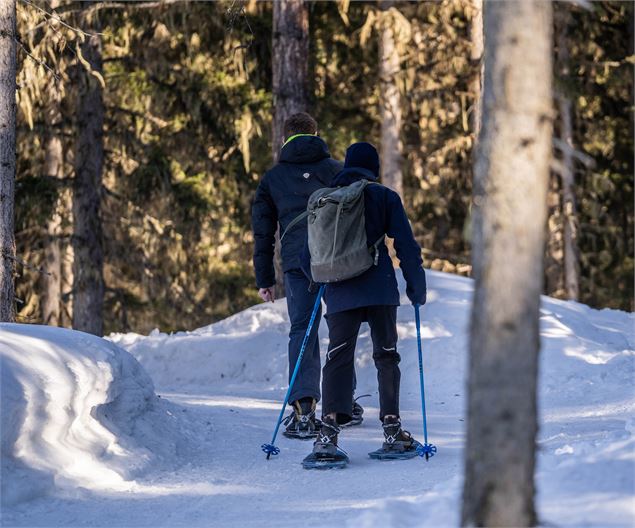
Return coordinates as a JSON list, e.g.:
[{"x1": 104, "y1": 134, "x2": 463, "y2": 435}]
[
  {"x1": 385, "y1": 191, "x2": 427, "y2": 305},
  {"x1": 251, "y1": 176, "x2": 277, "y2": 289}
]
